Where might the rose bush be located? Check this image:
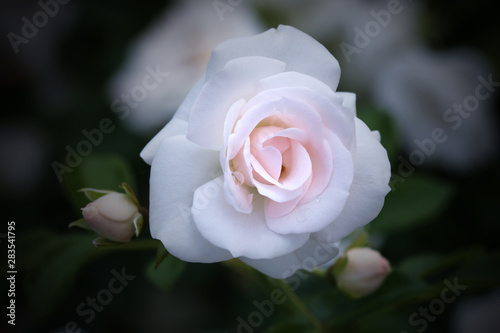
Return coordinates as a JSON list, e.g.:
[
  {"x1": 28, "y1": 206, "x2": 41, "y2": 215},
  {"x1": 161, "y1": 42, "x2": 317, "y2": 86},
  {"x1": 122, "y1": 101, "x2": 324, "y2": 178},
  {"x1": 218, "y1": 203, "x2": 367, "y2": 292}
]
[{"x1": 141, "y1": 25, "x2": 391, "y2": 278}]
